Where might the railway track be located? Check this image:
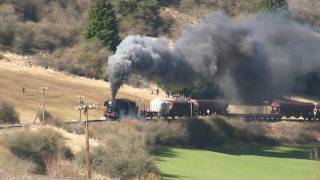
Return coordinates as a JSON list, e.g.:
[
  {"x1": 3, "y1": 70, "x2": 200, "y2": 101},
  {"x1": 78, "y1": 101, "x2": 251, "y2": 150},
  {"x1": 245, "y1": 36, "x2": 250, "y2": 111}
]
[
  {"x1": 0, "y1": 118, "x2": 108, "y2": 129},
  {"x1": 0, "y1": 115, "x2": 319, "y2": 130},
  {"x1": 227, "y1": 113, "x2": 320, "y2": 122},
  {"x1": 0, "y1": 124, "x2": 23, "y2": 129}
]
